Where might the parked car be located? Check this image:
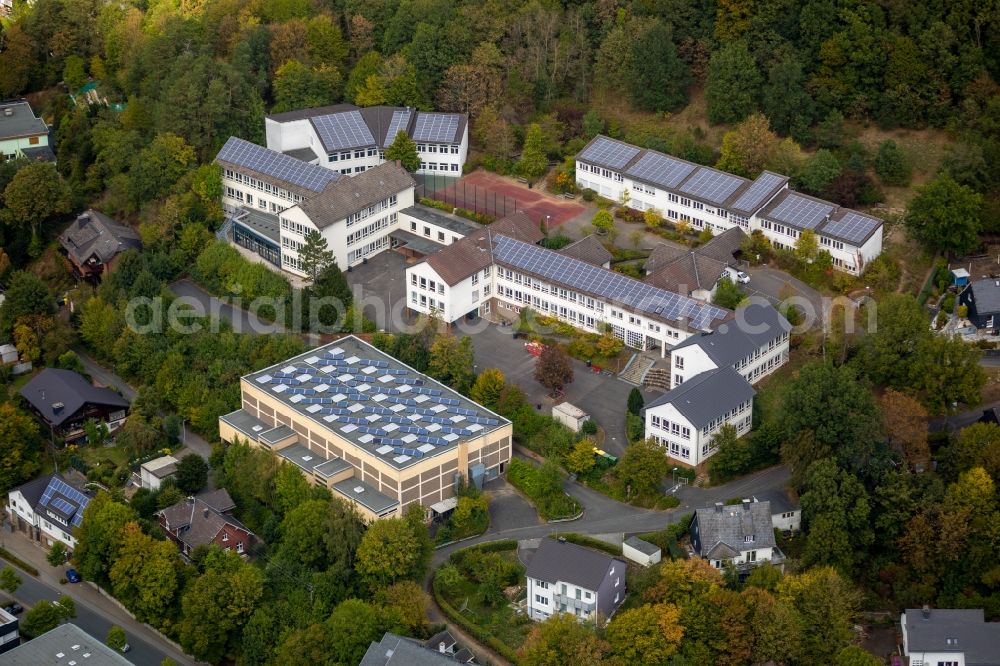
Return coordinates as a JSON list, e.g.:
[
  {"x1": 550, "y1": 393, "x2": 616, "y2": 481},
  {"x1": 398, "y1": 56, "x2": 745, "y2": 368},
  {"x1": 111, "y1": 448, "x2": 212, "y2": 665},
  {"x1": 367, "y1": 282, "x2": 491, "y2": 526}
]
[
  {"x1": 2, "y1": 603, "x2": 23, "y2": 615},
  {"x1": 735, "y1": 271, "x2": 751, "y2": 284},
  {"x1": 120, "y1": 643, "x2": 131, "y2": 653},
  {"x1": 65, "y1": 569, "x2": 81, "y2": 583}
]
